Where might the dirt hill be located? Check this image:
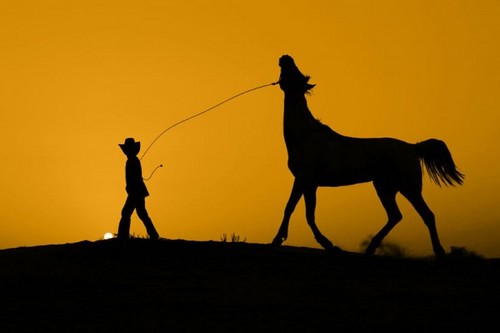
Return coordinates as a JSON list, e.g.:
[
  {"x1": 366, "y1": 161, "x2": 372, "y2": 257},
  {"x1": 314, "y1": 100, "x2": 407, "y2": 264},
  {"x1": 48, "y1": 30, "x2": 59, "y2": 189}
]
[{"x1": 0, "y1": 239, "x2": 498, "y2": 332}]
